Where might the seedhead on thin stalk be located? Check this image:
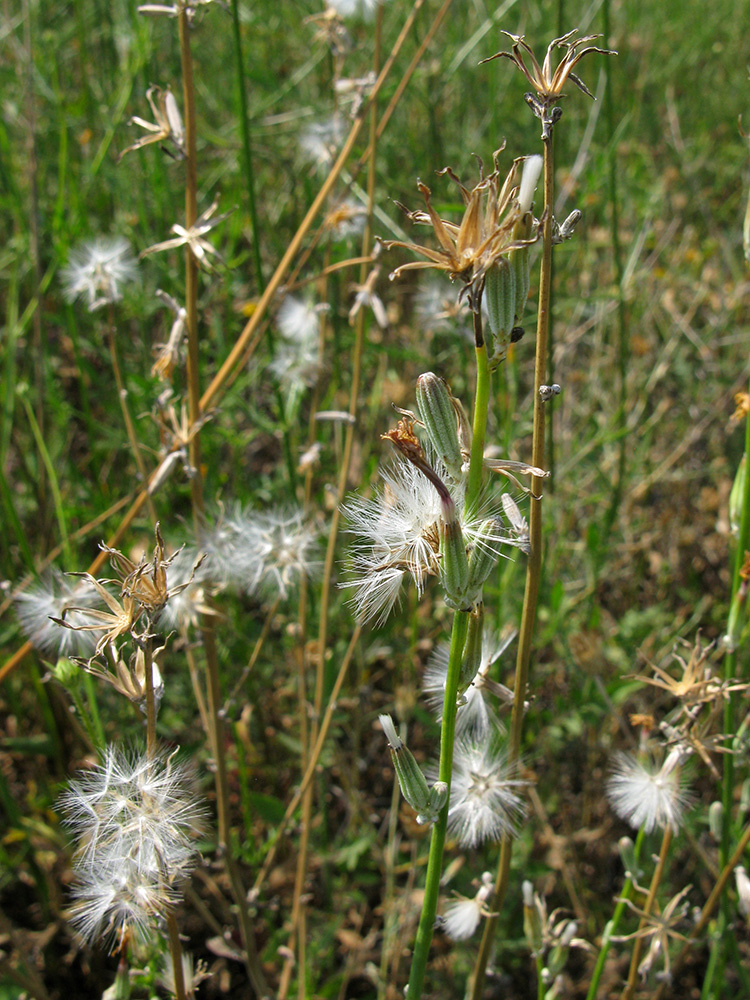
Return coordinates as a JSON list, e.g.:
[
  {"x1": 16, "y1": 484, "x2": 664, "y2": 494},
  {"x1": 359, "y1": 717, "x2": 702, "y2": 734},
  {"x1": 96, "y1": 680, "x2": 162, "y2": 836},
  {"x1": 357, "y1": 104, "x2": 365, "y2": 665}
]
[
  {"x1": 381, "y1": 152, "x2": 540, "y2": 318},
  {"x1": 483, "y1": 30, "x2": 617, "y2": 138}
]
